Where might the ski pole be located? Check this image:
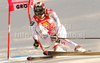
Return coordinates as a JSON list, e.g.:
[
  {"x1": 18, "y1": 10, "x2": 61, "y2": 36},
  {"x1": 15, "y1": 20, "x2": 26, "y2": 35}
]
[
  {"x1": 38, "y1": 41, "x2": 49, "y2": 55},
  {"x1": 58, "y1": 37, "x2": 100, "y2": 39},
  {"x1": 38, "y1": 41, "x2": 45, "y2": 51}
]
